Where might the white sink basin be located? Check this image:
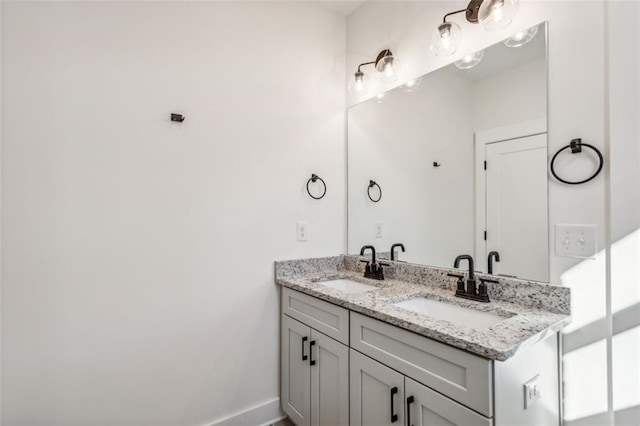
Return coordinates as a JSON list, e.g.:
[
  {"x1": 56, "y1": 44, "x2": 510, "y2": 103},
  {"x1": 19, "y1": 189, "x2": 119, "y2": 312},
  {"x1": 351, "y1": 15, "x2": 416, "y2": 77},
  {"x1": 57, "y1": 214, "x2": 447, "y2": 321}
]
[
  {"x1": 318, "y1": 279, "x2": 378, "y2": 294},
  {"x1": 392, "y1": 297, "x2": 508, "y2": 329}
]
